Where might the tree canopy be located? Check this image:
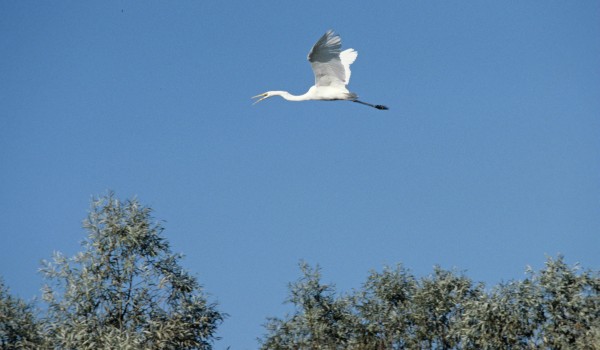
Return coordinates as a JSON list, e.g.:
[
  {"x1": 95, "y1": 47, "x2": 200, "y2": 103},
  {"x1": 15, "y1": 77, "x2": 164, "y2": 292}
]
[
  {"x1": 39, "y1": 193, "x2": 224, "y2": 350},
  {"x1": 1, "y1": 193, "x2": 598, "y2": 349},
  {"x1": 261, "y1": 258, "x2": 600, "y2": 350},
  {"x1": 0, "y1": 278, "x2": 43, "y2": 349}
]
